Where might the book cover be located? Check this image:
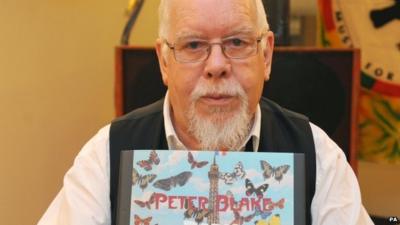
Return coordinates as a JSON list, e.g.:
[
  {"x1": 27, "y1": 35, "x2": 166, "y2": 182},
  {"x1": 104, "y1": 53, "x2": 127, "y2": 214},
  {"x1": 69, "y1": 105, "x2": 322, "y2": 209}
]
[{"x1": 117, "y1": 150, "x2": 305, "y2": 225}]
